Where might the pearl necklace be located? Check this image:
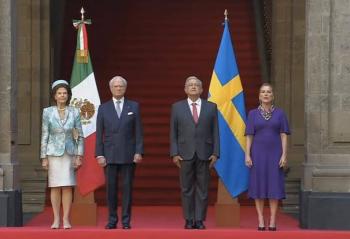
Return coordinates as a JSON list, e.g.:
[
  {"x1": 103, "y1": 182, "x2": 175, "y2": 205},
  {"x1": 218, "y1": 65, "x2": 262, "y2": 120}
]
[{"x1": 258, "y1": 105, "x2": 274, "y2": 120}]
